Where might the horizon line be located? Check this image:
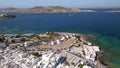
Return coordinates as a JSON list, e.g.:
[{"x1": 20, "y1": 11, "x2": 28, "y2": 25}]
[{"x1": 0, "y1": 6, "x2": 120, "y2": 9}]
